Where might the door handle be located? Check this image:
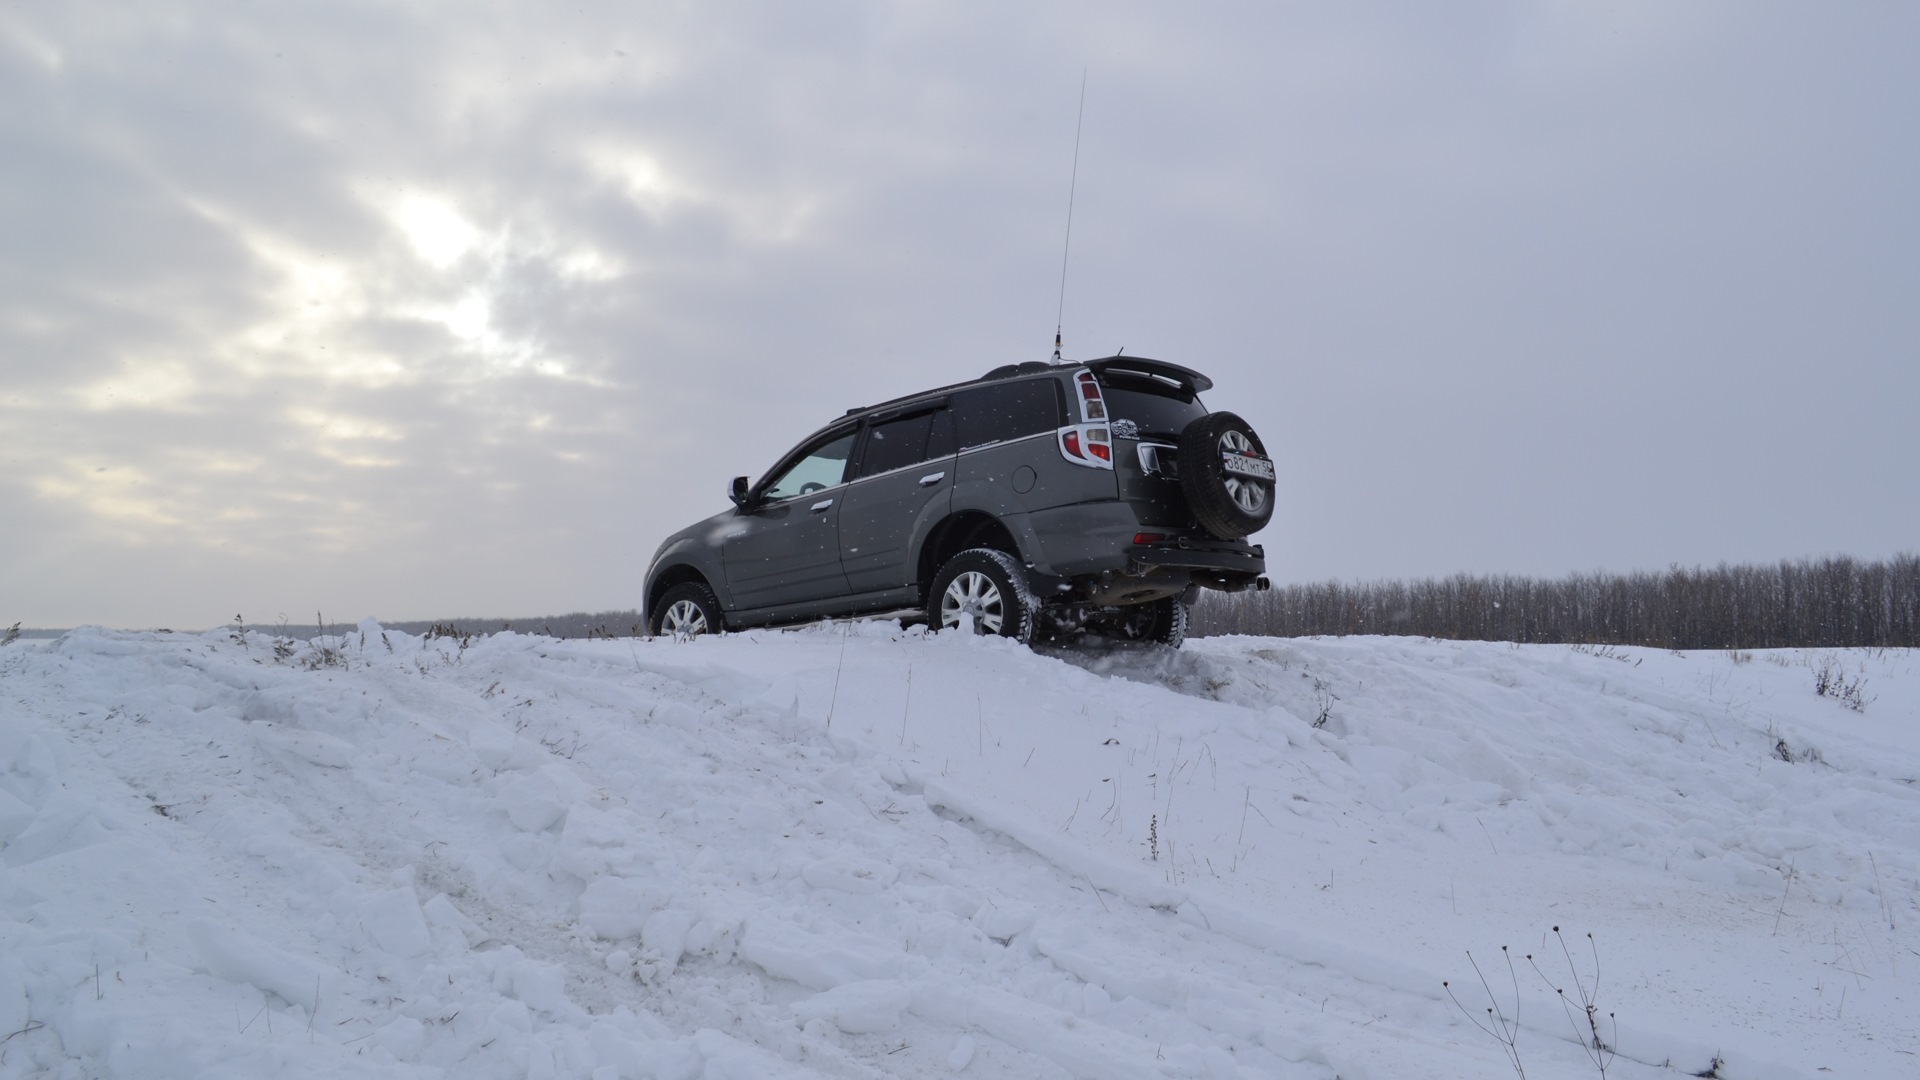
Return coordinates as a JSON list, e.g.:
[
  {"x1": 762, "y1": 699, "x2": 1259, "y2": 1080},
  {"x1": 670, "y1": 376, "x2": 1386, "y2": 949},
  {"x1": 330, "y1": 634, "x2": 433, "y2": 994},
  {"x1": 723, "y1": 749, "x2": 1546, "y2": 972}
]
[
  {"x1": 810, "y1": 499, "x2": 834, "y2": 512},
  {"x1": 918, "y1": 471, "x2": 946, "y2": 486}
]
